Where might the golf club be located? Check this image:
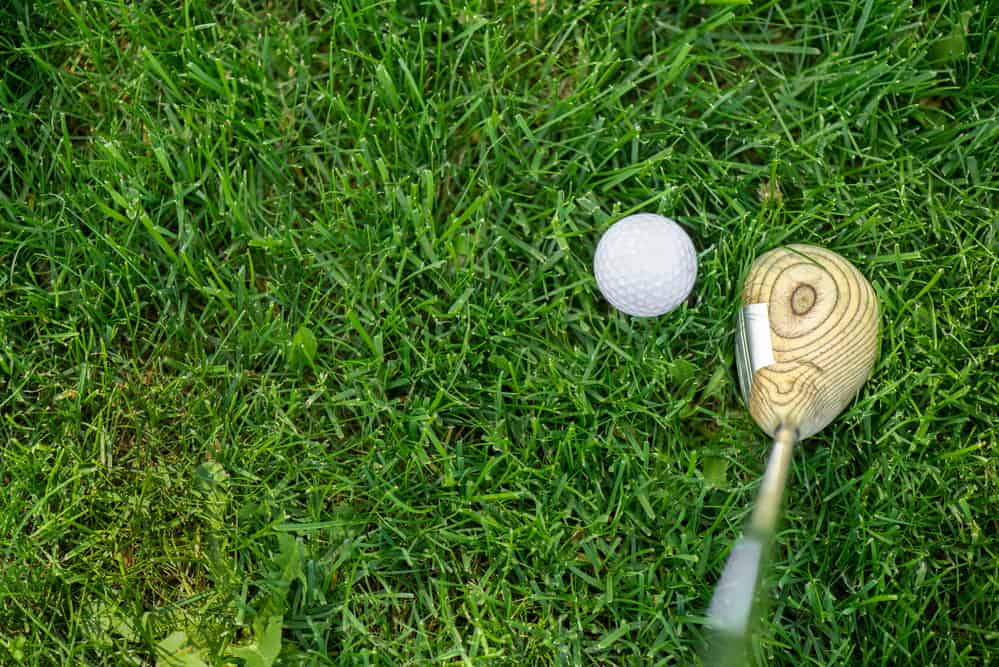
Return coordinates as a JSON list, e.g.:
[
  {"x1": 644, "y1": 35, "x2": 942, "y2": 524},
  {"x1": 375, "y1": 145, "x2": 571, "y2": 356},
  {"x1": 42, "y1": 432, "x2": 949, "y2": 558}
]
[{"x1": 704, "y1": 244, "x2": 880, "y2": 664}]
